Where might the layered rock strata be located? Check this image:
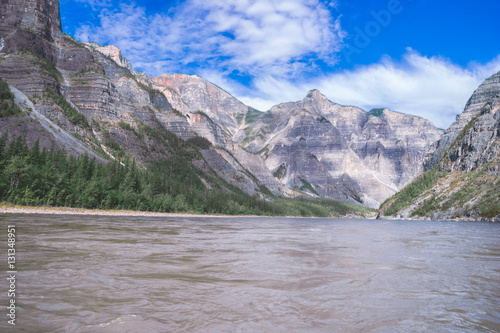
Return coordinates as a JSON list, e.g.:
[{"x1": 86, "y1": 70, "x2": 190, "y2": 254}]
[
  {"x1": 425, "y1": 71, "x2": 500, "y2": 169},
  {"x1": 237, "y1": 90, "x2": 443, "y2": 207}
]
